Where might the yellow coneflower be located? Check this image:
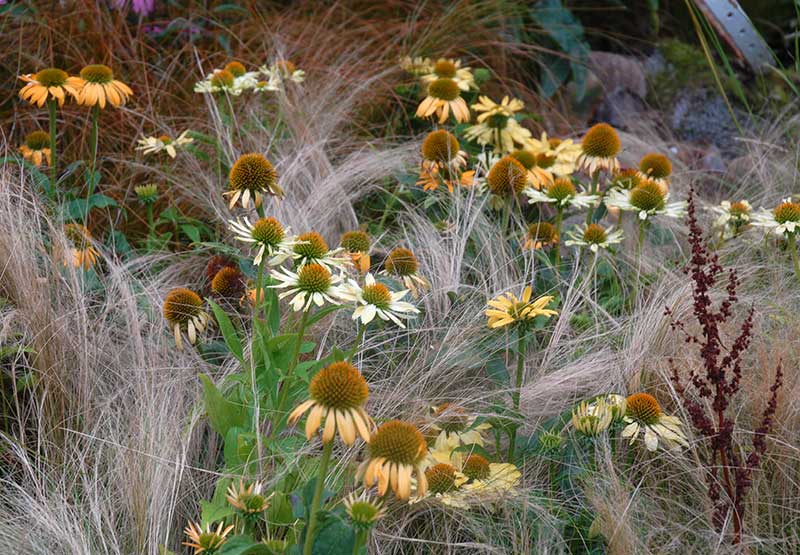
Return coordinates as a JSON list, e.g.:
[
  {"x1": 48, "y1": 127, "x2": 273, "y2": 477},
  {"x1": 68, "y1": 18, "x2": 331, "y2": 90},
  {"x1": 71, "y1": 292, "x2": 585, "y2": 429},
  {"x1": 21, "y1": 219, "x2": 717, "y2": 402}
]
[
  {"x1": 343, "y1": 490, "x2": 386, "y2": 530},
  {"x1": 163, "y1": 287, "x2": 210, "y2": 350},
  {"x1": 571, "y1": 398, "x2": 613, "y2": 437},
  {"x1": 134, "y1": 183, "x2": 158, "y2": 205},
  {"x1": 621, "y1": 392, "x2": 688, "y2": 451},
  {"x1": 226, "y1": 480, "x2": 273, "y2": 514},
  {"x1": 486, "y1": 156, "x2": 528, "y2": 197},
  {"x1": 525, "y1": 177, "x2": 598, "y2": 209},
  {"x1": 428, "y1": 403, "x2": 491, "y2": 449},
  {"x1": 399, "y1": 55, "x2": 433, "y2": 76},
  {"x1": 194, "y1": 69, "x2": 238, "y2": 94},
  {"x1": 224, "y1": 61, "x2": 247, "y2": 77},
  {"x1": 18, "y1": 131, "x2": 51, "y2": 167},
  {"x1": 420, "y1": 58, "x2": 476, "y2": 91},
  {"x1": 459, "y1": 454, "x2": 521, "y2": 495},
  {"x1": 183, "y1": 521, "x2": 234, "y2": 555},
  {"x1": 609, "y1": 167, "x2": 641, "y2": 190},
  {"x1": 418, "y1": 129, "x2": 470, "y2": 193},
  {"x1": 359, "y1": 420, "x2": 429, "y2": 500},
  {"x1": 340, "y1": 230, "x2": 371, "y2": 273},
  {"x1": 526, "y1": 132, "x2": 582, "y2": 176},
  {"x1": 382, "y1": 247, "x2": 429, "y2": 298},
  {"x1": 637, "y1": 153, "x2": 672, "y2": 191},
  {"x1": 464, "y1": 96, "x2": 532, "y2": 153},
  {"x1": 210, "y1": 266, "x2": 246, "y2": 299},
  {"x1": 753, "y1": 198, "x2": 800, "y2": 236},
  {"x1": 288, "y1": 361, "x2": 374, "y2": 445},
  {"x1": 510, "y1": 148, "x2": 553, "y2": 190},
  {"x1": 425, "y1": 463, "x2": 460, "y2": 495},
  {"x1": 523, "y1": 221, "x2": 559, "y2": 250},
  {"x1": 229, "y1": 216, "x2": 299, "y2": 266},
  {"x1": 63, "y1": 223, "x2": 99, "y2": 270},
  {"x1": 577, "y1": 123, "x2": 621, "y2": 174},
  {"x1": 485, "y1": 285, "x2": 557, "y2": 329},
  {"x1": 415, "y1": 78, "x2": 470, "y2": 123},
  {"x1": 18, "y1": 68, "x2": 82, "y2": 107},
  {"x1": 260, "y1": 60, "x2": 305, "y2": 87},
  {"x1": 74, "y1": 64, "x2": 132, "y2": 108},
  {"x1": 224, "y1": 153, "x2": 283, "y2": 210}
]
